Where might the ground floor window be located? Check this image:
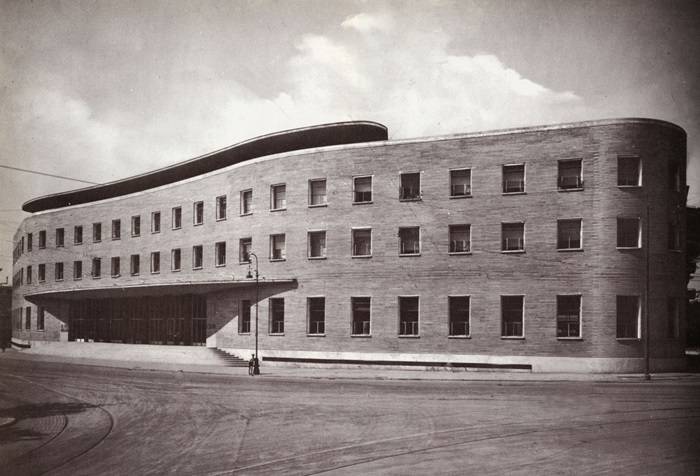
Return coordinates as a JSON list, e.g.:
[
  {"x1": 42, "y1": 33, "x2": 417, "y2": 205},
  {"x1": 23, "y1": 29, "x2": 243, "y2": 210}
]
[
  {"x1": 269, "y1": 298, "x2": 284, "y2": 334},
  {"x1": 308, "y1": 297, "x2": 325, "y2": 335},
  {"x1": 667, "y1": 298, "x2": 680, "y2": 339},
  {"x1": 37, "y1": 307, "x2": 45, "y2": 331},
  {"x1": 449, "y1": 296, "x2": 470, "y2": 336},
  {"x1": 240, "y1": 300, "x2": 251, "y2": 334},
  {"x1": 616, "y1": 295, "x2": 640, "y2": 339},
  {"x1": 352, "y1": 297, "x2": 371, "y2": 335},
  {"x1": 399, "y1": 296, "x2": 419, "y2": 336},
  {"x1": 557, "y1": 295, "x2": 581, "y2": 338},
  {"x1": 25, "y1": 307, "x2": 31, "y2": 330},
  {"x1": 501, "y1": 295, "x2": 524, "y2": 337}
]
